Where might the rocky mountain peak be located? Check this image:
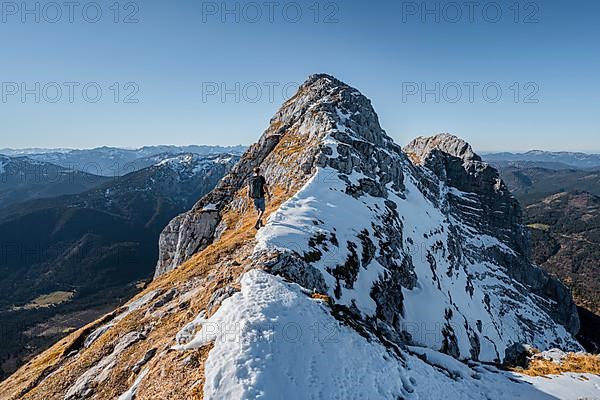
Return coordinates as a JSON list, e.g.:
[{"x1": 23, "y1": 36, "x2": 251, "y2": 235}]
[
  {"x1": 154, "y1": 73, "x2": 401, "y2": 277},
  {"x1": 404, "y1": 133, "x2": 481, "y2": 165},
  {"x1": 404, "y1": 134, "x2": 528, "y2": 252},
  {"x1": 154, "y1": 77, "x2": 579, "y2": 357}
]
